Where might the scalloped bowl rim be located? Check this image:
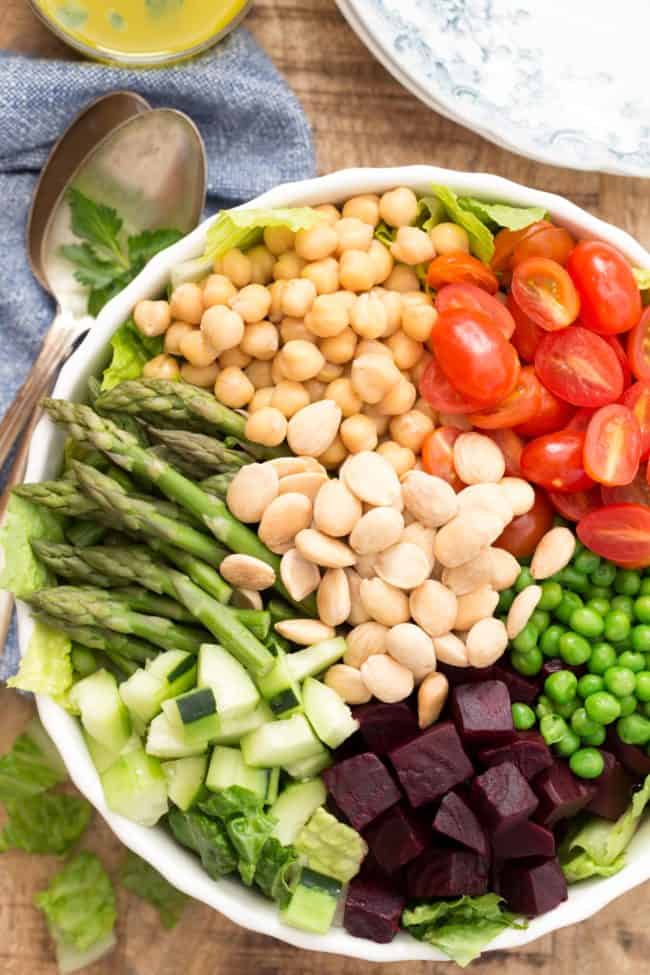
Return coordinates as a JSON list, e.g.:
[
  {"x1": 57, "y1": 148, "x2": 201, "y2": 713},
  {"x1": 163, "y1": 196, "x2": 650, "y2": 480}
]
[{"x1": 18, "y1": 165, "x2": 650, "y2": 962}]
